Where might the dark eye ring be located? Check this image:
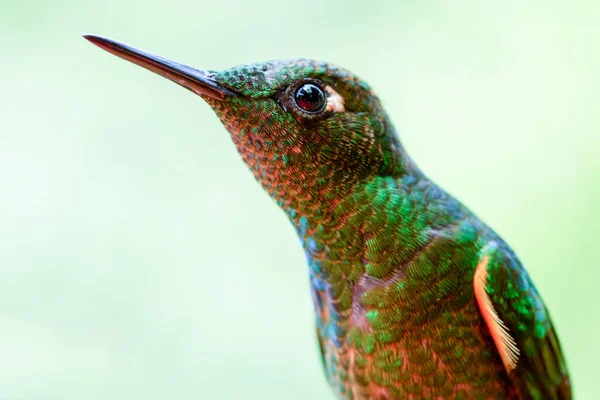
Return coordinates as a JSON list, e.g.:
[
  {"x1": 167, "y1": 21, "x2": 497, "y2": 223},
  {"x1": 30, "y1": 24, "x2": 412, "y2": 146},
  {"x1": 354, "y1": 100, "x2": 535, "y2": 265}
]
[{"x1": 294, "y1": 83, "x2": 326, "y2": 113}]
